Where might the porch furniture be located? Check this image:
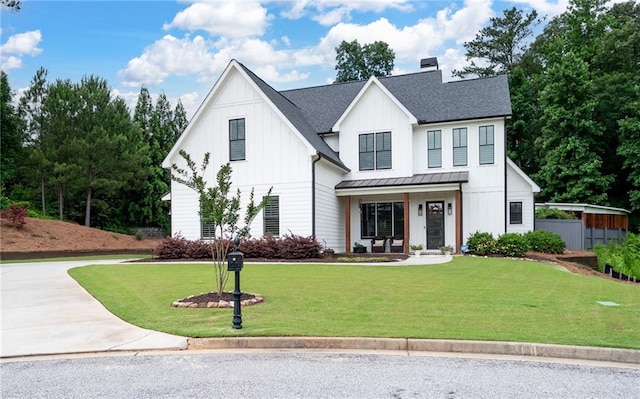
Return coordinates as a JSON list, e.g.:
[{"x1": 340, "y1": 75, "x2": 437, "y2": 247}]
[
  {"x1": 390, "y1": 236, "x2": 404, "y2": 253},
  {"x1": 371, "y1": 236, "x2": 387, "y2": 253}
]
